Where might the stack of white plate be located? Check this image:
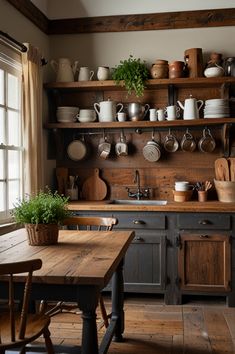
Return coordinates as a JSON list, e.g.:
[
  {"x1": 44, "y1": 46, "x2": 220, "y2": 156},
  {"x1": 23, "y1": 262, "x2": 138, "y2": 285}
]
[
  {"x1": 56, "y1": 106, "x2": 79, "y2": 122},
  {"x1": 204, "y1": 99, "x2": 230, "y2": 119}
]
